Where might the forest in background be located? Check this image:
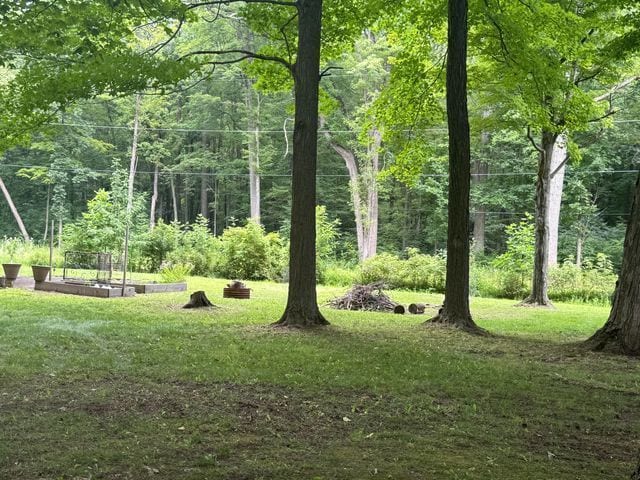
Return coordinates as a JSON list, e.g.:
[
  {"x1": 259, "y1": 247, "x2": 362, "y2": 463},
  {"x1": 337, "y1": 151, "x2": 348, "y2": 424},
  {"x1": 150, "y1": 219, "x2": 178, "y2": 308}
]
[{"x1": 0, "y1": 1, "x2": 638, "y2": 294}]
